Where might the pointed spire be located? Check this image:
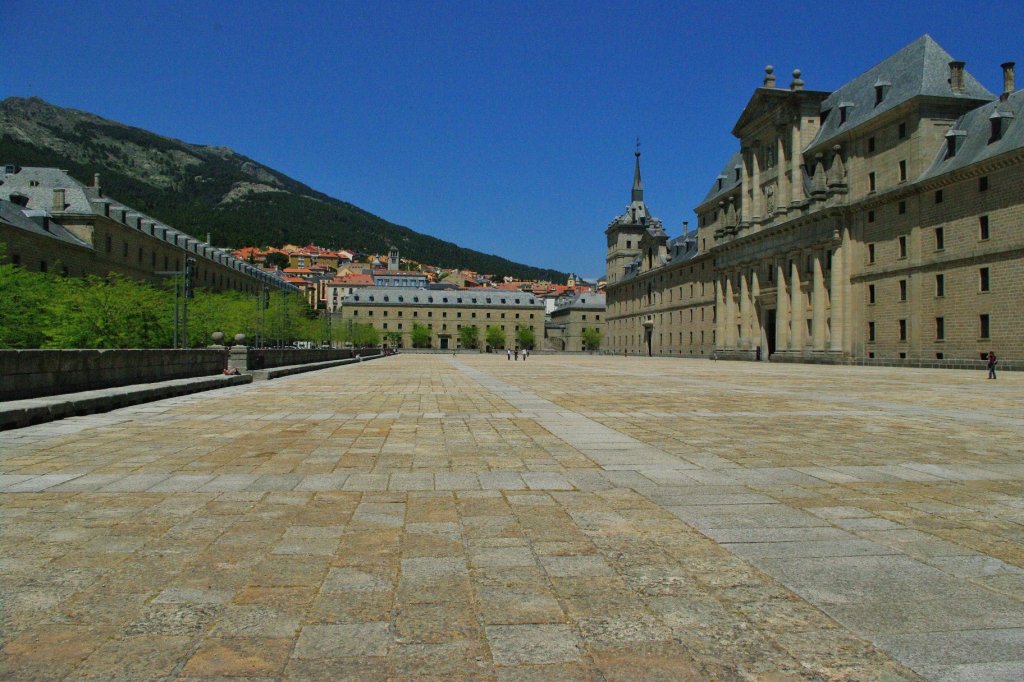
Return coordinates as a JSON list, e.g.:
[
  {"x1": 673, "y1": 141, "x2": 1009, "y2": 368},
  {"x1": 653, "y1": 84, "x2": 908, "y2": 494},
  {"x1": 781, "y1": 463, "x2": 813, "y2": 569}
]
[{"x1": 632, "y1": 139, "x2": 644, "y2": 202}]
